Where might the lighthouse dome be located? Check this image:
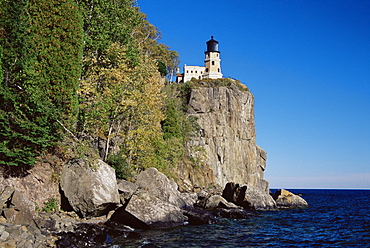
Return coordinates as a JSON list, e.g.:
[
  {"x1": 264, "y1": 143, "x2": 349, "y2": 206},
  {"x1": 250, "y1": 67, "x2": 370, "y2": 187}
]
[{"x1": 206, "y1": 36, "x2": 219, "y2": 52}]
